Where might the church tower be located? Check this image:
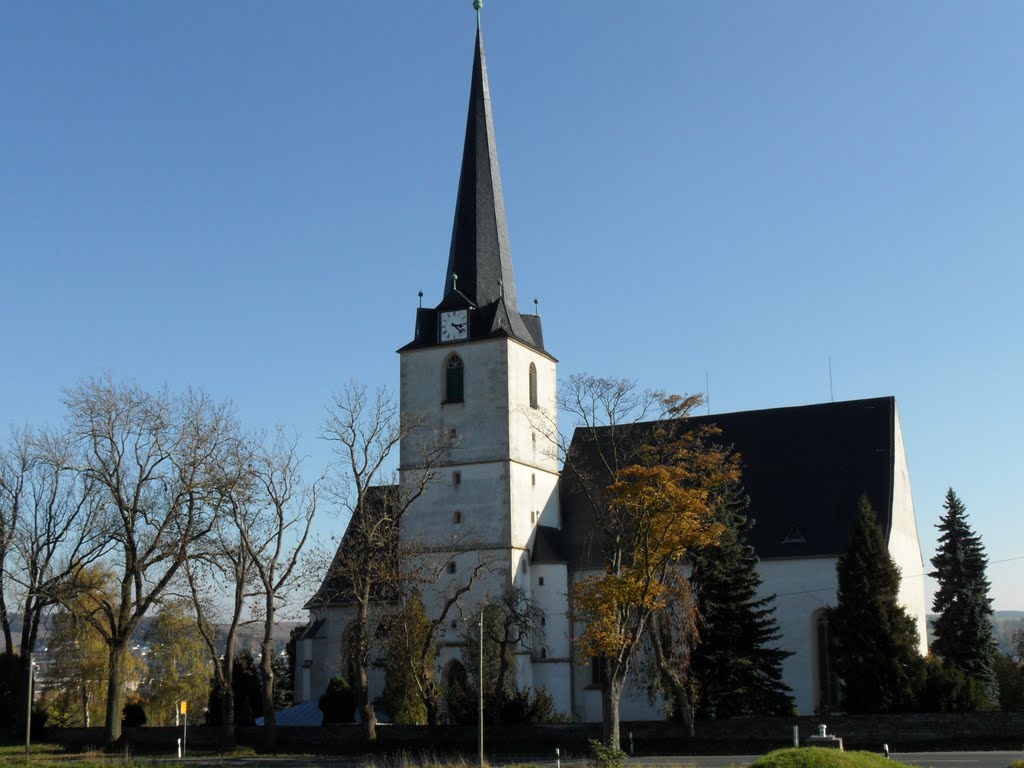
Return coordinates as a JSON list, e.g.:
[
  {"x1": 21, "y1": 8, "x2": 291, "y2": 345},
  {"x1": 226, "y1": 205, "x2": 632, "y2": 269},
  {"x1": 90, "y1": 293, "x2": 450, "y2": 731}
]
[{"x1": 398, "y1": 18, "x2": 563, "y2": 685}]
